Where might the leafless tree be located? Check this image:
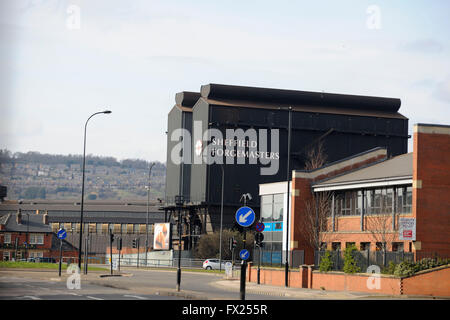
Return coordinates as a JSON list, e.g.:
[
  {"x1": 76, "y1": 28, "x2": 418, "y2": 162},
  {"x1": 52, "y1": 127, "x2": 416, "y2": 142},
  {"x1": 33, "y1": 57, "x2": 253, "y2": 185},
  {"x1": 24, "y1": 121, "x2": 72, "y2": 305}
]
[{"x1": 300, "y1": 140, "x2": 337, "y2": 250}]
